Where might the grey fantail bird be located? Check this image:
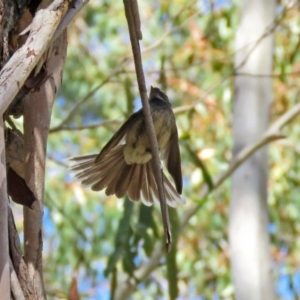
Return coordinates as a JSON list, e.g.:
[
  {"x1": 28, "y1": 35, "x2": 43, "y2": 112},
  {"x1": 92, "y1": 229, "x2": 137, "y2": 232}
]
[{"x1": 70, "y1": 86, "x2": 185, "y2": 207}]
